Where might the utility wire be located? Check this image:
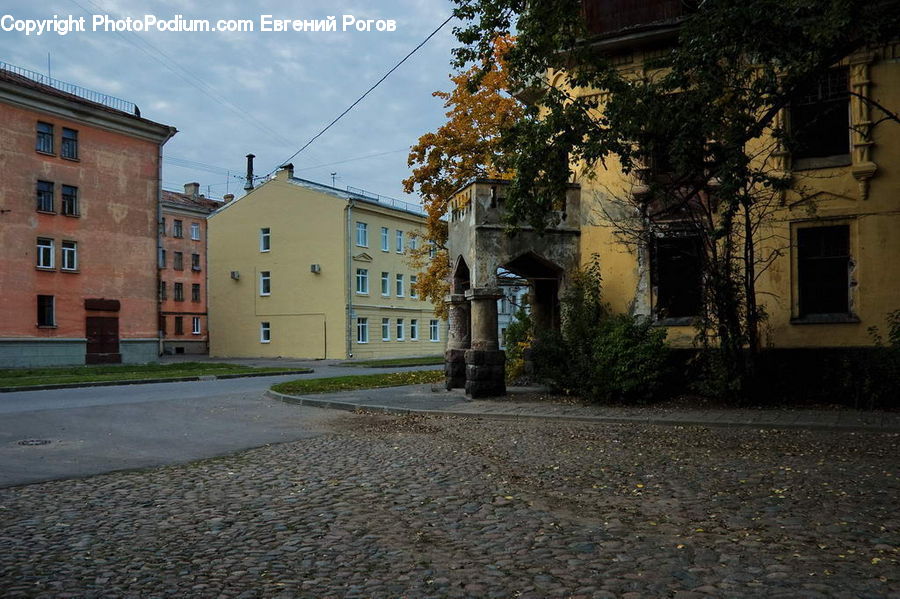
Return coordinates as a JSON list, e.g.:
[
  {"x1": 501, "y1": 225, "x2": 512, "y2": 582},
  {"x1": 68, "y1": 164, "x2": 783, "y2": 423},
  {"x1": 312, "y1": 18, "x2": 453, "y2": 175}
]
[{"x1": 271, "y1": 14, "x2": 454, "y2": 176}]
